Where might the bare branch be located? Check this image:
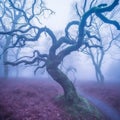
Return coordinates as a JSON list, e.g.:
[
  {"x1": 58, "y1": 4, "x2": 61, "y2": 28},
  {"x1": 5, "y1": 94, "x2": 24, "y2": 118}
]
[
  {"x1": 4, "y1": 49, "x2": 47, "y2": 67},
  {"x1": 90, "y1": 0, "x2": 97, "y2": 8},
  {"x1": 105, "y1": 27, "x2": 120, "y2": 52},
  {"x1": 85, "y1": 42, "x2": 102, "y2": 49},
  {"x1": 83, "y1": 0, "x2": 87, "y2": 13},
  {"x1": 65, "y1": 20, "x2": 79, "y2": 38},
  {"x1": 75, "y1": 3, "x2": 81, "y2": 19},
  {"x1": 34, "y1": 64, "x2": 46, "y2": 75},
  {"x1": 96, "y1": 13, "x2": 120, "y2": 30},
  {"x1": 86, "y1": 30, "x2": 101, "y2": 41},
  {"x1": 0, "y1": 26, "x2": 57, "y2": 45},
  {"x1": 14, "y1": 50, "x2": 48, "y2": 62},
  {"x1": 8, "y1": 0, "x2": 28, "y2": 21},
  {"x1": 5, "y1": 57, "x2": 38, "y2": 66}
]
